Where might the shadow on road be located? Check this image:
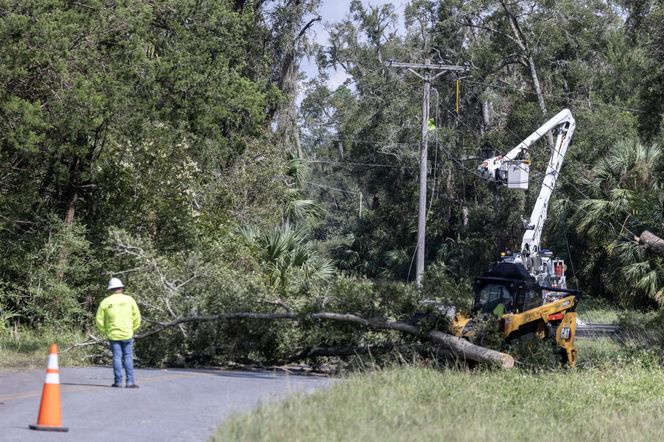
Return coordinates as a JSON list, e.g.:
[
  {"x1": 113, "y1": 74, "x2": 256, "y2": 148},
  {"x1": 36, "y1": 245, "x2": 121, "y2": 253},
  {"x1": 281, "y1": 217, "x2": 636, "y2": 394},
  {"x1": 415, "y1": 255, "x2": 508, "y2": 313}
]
[
  {"x1": 151, "y1": 367, "x2": 331, "y2": 381},
  {"x1": 61, "y1": 382, "x2": 110, "y2": 388}
]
